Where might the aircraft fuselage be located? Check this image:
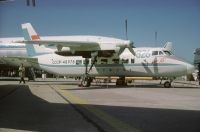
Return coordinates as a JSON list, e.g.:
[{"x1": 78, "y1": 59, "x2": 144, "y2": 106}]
[{"x1": 35, "y1": 48, "x2": 193, "y2": 78}]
